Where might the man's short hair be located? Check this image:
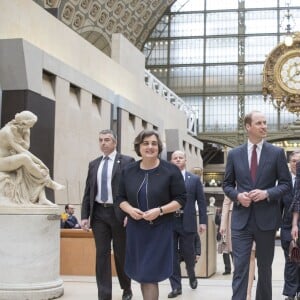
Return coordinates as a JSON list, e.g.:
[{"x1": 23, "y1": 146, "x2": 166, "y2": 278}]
[
  {"x1": 244, "y1": 110, "x2": 262, "y2": 127},
  {"x1": 99, "y1": 129, "x2": 117, "y2": 142}
]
